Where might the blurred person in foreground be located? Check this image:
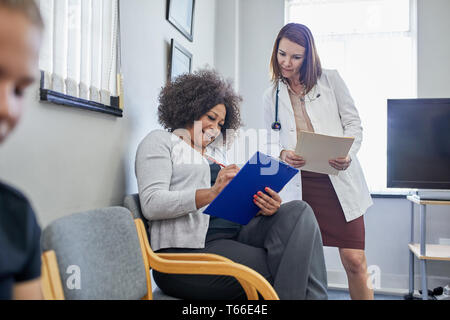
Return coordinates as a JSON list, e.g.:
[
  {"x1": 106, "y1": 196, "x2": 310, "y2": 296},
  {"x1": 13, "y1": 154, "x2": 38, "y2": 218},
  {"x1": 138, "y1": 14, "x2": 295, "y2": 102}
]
[{"x1": 0, "y1": 0, "x2": 43, "y2": 300}]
